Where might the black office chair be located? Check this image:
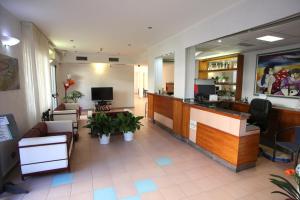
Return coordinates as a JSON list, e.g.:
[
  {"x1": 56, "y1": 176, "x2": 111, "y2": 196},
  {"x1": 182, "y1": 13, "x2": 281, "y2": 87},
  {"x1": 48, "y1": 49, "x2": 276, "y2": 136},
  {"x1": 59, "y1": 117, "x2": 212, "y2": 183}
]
[
  {"x1": 247, "y1": 98, "x2": 272, "y2": 147},
  {"x1": 273, "y1": 126, "x2": 300, "y2": 168}
]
